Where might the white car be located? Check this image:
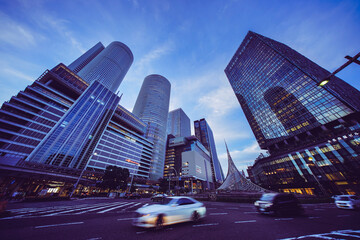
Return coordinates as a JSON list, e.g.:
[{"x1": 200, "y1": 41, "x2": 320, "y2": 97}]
[
  {"x1": 133, "y1": 196, "x2": 206, "y2": 229},
  {"x1": 335, "y1": 195, "x2": 360, "y2": 210}
]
